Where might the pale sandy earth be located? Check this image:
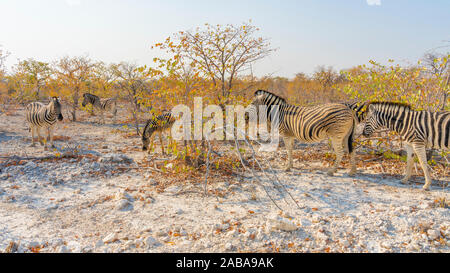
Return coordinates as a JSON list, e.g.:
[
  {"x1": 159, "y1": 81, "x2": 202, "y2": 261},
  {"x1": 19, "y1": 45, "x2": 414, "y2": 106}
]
[{"x1": 0, "y1": 105, "x2": 448, "y2": 253}]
